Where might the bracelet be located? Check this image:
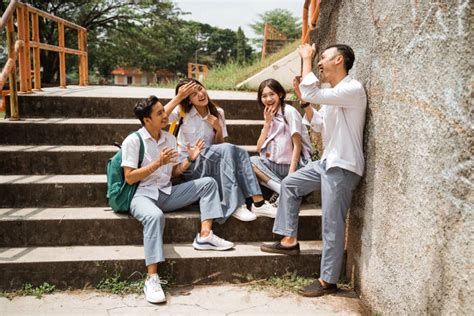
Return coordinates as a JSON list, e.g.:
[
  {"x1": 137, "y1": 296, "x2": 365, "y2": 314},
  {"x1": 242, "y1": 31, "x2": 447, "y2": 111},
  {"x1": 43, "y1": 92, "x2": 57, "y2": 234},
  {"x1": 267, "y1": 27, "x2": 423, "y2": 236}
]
[
  {"x1": 186, "y1": 156, "x2": 196, "y2": 163},
  {"x1": 300, "y1": 102, "x2": 310, "y2": 109}
]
